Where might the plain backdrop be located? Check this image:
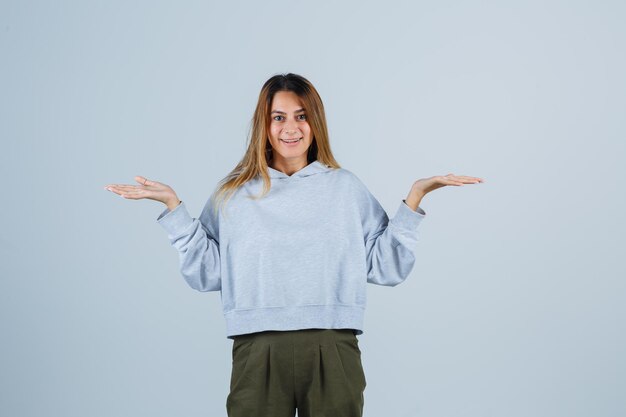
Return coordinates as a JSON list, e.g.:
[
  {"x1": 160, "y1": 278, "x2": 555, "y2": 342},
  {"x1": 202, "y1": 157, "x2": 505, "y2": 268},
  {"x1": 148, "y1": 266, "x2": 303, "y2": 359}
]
[{"x1": 1, "y1": 1, "x2": 624, "y2": 416}]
